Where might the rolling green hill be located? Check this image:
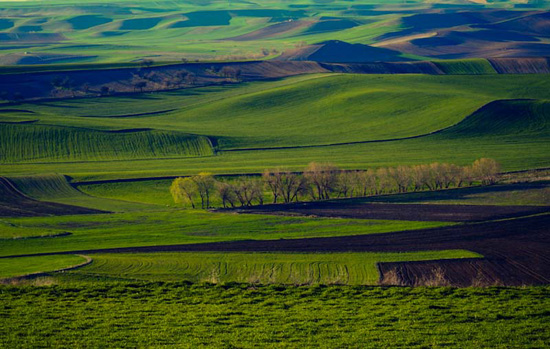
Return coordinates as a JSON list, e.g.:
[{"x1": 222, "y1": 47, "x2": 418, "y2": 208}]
[
  {"x1": 438, "y1": 99, "x2": 550, "y2": 139},
  {"x1": 3, "y1": 74, "x2": 550, "y2": 154}
]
